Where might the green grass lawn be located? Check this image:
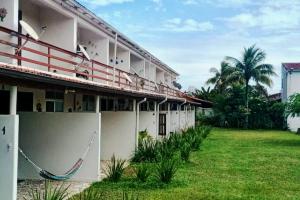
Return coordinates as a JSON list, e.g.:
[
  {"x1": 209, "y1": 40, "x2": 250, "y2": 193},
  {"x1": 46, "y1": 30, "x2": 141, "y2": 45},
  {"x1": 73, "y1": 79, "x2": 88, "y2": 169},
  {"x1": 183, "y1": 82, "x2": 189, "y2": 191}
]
[{"x1": 90, "y1": 129, "x2": 300, "y2": 200}]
